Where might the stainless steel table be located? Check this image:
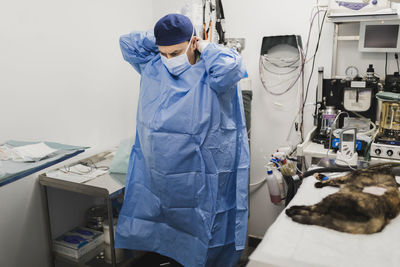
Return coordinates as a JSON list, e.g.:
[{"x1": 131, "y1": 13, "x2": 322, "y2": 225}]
[{"x1": 39, "y1": 151, "x2": 131, "y2": 267}]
